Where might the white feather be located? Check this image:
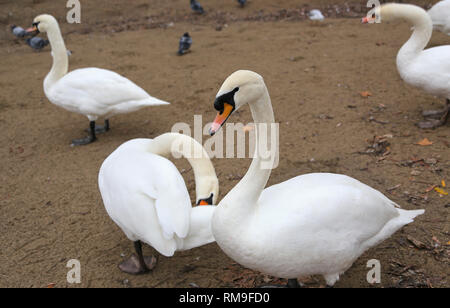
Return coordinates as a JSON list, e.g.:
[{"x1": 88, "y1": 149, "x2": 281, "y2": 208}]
[{"x1": 428, "y1": 0, "x2": 450, "y2": 35}]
